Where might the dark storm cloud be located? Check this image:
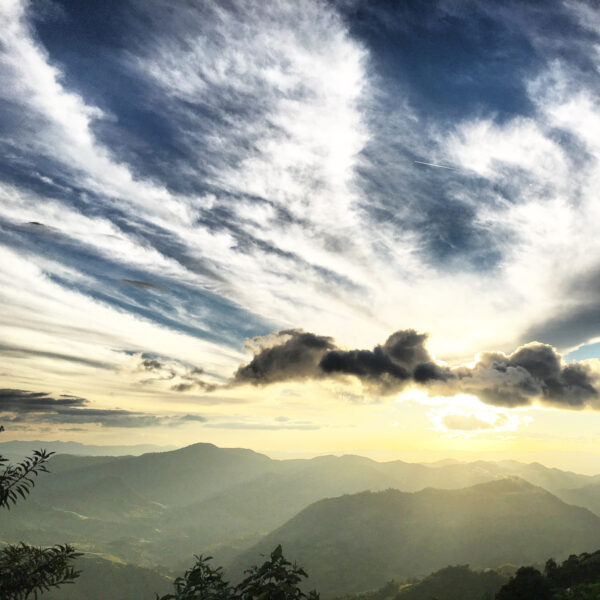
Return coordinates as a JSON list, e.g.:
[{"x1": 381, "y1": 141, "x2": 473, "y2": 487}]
[
  {"x1": 233, "y1": 328, "x2": 449, "y2": 391},
  {"x1": 319, "y1": 347, "x2": 410, "y2": 384},
  {"x1": 453, "y1": 343, "x2": 599, "y2": 408},
  {"x1": 319, "y1": 329, "x2": 451, "y2": 391},
  {"x1": 381, "y1": 330, "x2": 431, "y2": 366},
  {"x1": 233, "y1": 330, "x2": 336, "y2": 385},
  {"x1": 0, "y1": 389, "x2": 206, "y2": 428},
  {"x1": 230, "y1": 330, "x2": 600, "y2": 409}
]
